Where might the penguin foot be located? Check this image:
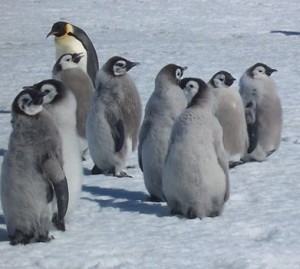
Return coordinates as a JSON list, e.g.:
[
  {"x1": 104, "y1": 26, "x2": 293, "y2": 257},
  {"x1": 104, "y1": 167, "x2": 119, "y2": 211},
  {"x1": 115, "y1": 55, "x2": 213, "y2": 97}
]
[
  {"x1": 91, "y1": 165, "x2": 105, "y2": 175},
  {"x1": 208, "y1": 211, "x2": 221, "y2": 218},
  {"x1": 9, "y1": 229, "x2": 33, "y2": 245},
  {"x1": 126, "y1": 165, "x2": 136, "y2": 169},
  {"x1": 115, "y1": 170, "x2": 133, "y2": 178},
  {"x1": 52, "y1": 213, "x2": 66, "y2": 231},
  {"x1": 187, "y1": 207, "x2": 197, "y2": 219},
  {"x1": 229, "y1": 160, "x2": 244, "y2": 169},
  {"x1": 267, "y1": 149, "x2": 276, "y2": 157},
  {"x1": 36, "y1": 234, "x2": 52, "y2": 243},
  {"x1": 148, "y1": 195, "x2": 164, "y2": 203}
]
